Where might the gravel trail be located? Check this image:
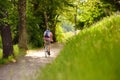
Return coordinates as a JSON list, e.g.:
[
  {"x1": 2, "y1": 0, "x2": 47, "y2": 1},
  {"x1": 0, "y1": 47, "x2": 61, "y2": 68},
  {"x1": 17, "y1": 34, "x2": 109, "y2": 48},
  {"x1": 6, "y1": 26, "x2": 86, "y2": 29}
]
[{"x1": 0, "y1": 42, "x2": 63, "y2": 80}]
